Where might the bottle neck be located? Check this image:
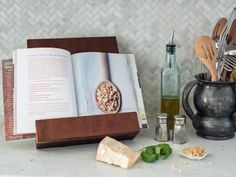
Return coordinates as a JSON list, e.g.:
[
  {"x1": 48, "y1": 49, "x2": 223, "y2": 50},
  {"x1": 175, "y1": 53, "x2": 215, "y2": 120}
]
[{"x1": 166, "y1": 52, "x2": 176, "y2": 68}]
